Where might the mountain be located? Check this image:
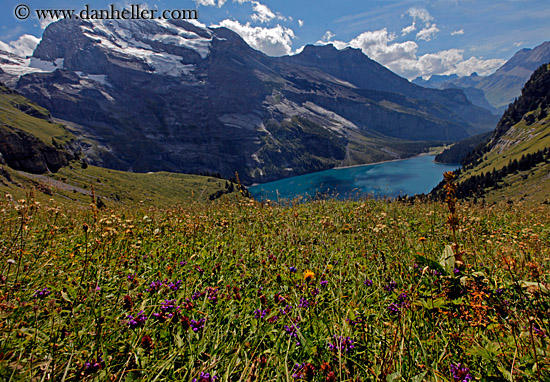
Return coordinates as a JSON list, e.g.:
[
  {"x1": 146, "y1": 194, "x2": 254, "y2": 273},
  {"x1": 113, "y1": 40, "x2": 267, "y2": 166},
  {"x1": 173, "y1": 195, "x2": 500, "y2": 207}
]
[
  {"x1": 433, "y1": 62, "x2": 550, "y2": 202},
  {"x1": 434, "y1": 131, "x2": 493, "y2": 164},
  {"x1": 0, "y1": 81, "x2": 79, "y2": 173},
  {"x1": 1, "y1": 19, "x2": 497, "y2": 185},
  {"x1": 414, "y1": 41, "x2": 550, "y2": 115},
  {"x1": 0, "y1": 81, "x2": 242, "y2": 205}
]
